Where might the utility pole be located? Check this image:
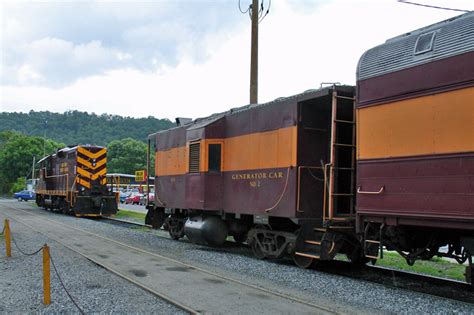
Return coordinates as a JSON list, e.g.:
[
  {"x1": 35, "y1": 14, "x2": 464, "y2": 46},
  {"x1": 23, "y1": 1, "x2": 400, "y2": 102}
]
[
  {"x1": 240, "y1": 0, "x2": 270, "y2": 105},
  {"x1": 32, "y1": 156, "x2": 36, "y2": 180},
  {"x1": 250, "y1": 0, "x2": 258, "y2": 104},
  {"x1": 43, "y1": 119, "x2": 47, "y2": 157}
]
